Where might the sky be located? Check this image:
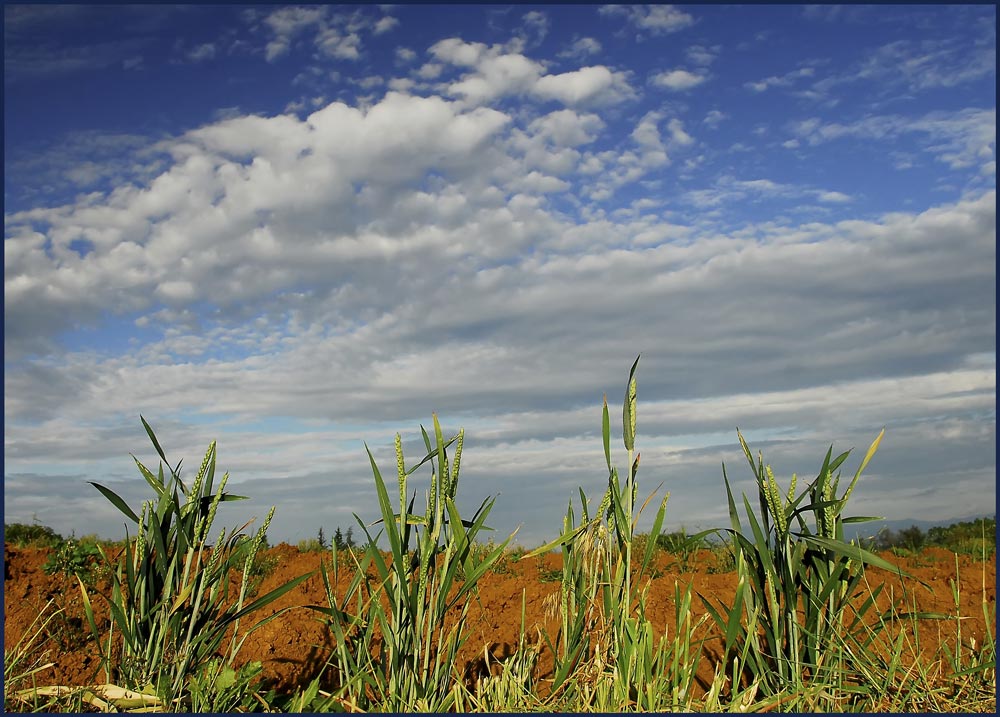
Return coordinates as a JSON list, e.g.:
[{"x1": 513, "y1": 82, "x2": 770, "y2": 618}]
[{"x1": 3, "y1": 4, "x2": 996, "y2": 549}]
